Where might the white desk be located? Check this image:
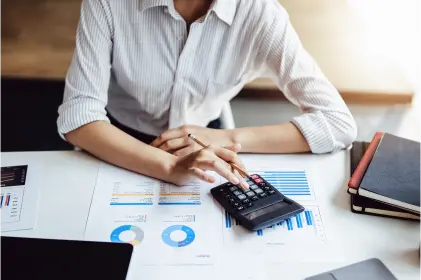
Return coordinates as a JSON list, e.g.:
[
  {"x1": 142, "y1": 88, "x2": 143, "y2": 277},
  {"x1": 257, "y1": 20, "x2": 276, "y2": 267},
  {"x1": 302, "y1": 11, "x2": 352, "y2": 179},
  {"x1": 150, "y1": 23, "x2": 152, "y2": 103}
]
[{"x1": 2, "y1": 151, "x2": 420, "y2": 280}]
